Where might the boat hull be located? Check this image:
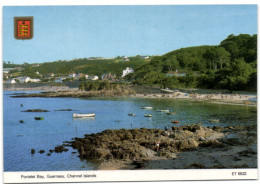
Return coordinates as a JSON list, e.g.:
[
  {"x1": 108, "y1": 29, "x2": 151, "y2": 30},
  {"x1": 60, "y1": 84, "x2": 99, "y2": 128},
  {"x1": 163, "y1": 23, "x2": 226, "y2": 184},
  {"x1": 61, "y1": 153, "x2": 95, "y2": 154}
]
[
  {"x1": 73, "y1": 113, "x2": 95, "y2": 118},
  {"x1": 142, "y1": 107, "x2": 153, "y2": 109},
  {"x1": 157, "y1": 110, "x2": 170, "y2": 112}
]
